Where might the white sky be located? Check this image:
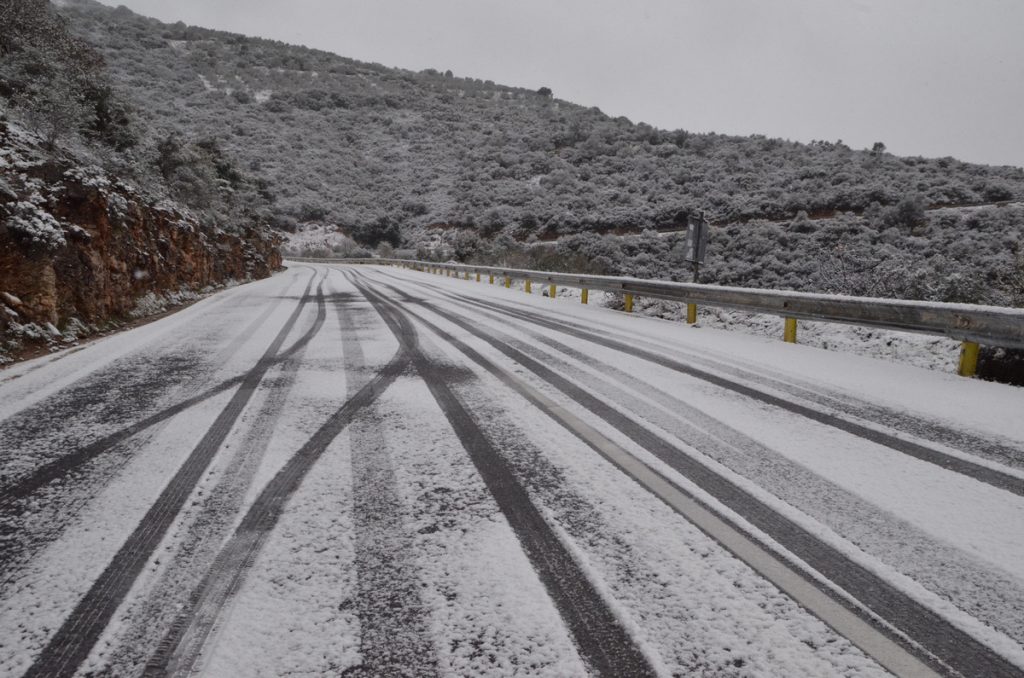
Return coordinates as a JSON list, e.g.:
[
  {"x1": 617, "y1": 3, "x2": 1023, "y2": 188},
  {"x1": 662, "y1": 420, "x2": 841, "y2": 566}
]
[{"x1": 101, "y1": 0, "x2": 1024, "y2": 168}]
